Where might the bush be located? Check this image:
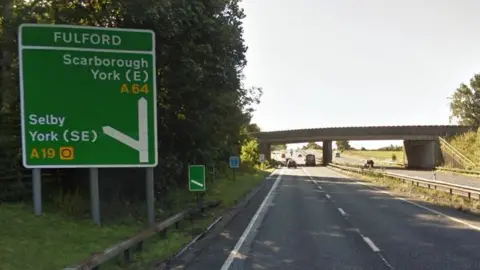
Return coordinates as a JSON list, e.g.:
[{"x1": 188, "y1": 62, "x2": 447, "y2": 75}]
[{"x1": 392, "y1": 154, "x2": 397, "y2": 161}]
